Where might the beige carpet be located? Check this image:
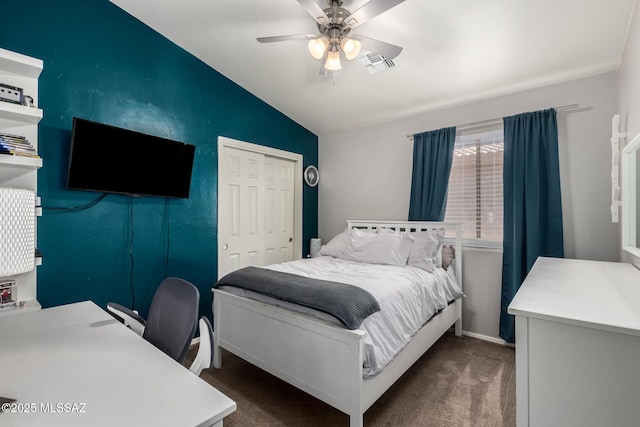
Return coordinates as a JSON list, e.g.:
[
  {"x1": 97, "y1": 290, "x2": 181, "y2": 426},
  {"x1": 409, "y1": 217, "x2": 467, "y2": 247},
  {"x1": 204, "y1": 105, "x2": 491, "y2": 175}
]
[{"x1": 186, "y1": 332, "x2": 516, "y2": 427}]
